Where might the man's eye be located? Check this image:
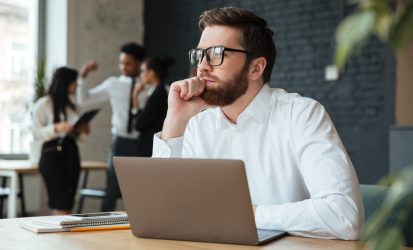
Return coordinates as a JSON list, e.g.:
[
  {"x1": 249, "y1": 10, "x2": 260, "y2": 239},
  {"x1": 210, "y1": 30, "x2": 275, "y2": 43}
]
[{"x1": 212, "y1": 48, "x2": 222, "y2": 57}]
